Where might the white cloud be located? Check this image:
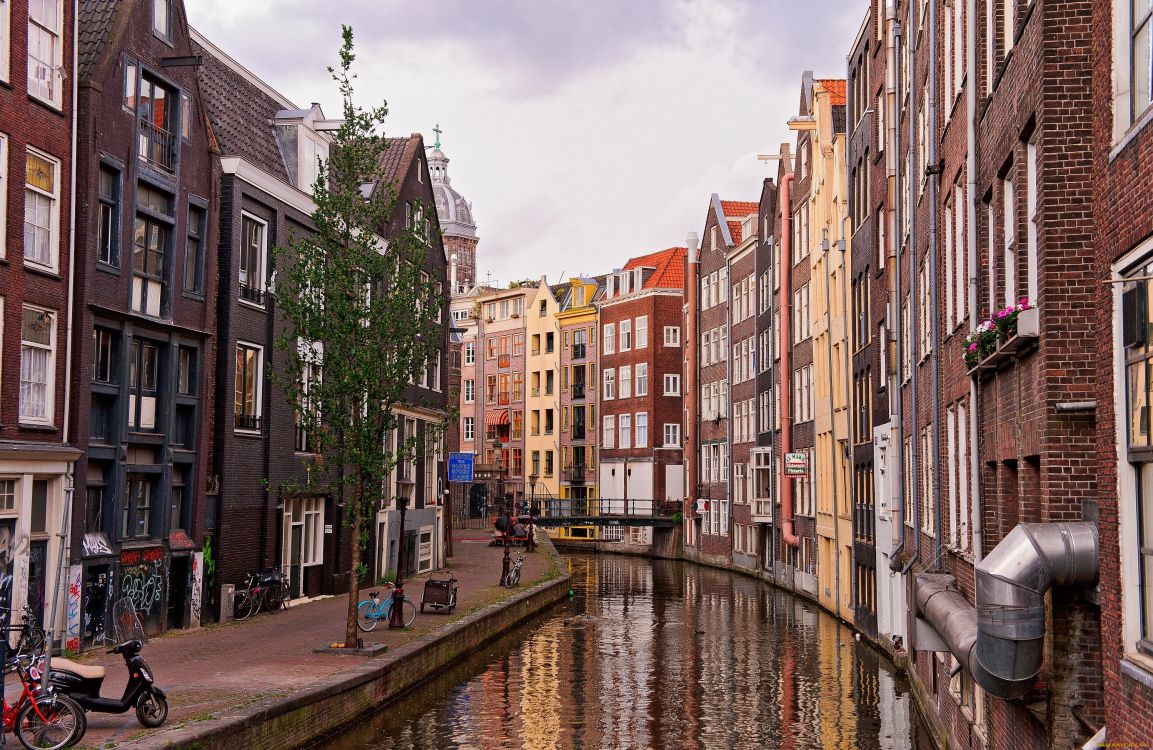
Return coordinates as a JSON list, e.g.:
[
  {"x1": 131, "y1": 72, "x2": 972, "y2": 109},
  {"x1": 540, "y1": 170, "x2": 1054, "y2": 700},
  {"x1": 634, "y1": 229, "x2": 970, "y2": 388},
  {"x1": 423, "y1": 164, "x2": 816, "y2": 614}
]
[{"x1": 186, "y1": 0, "x2": 861, "y2": 283}]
